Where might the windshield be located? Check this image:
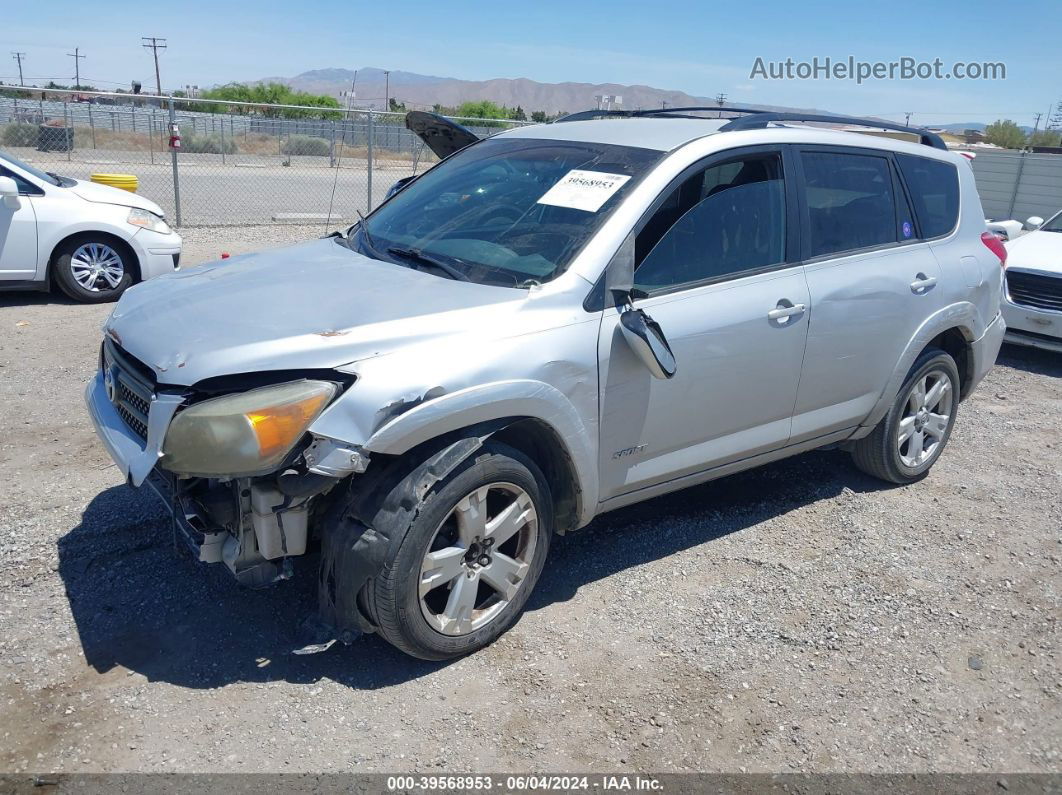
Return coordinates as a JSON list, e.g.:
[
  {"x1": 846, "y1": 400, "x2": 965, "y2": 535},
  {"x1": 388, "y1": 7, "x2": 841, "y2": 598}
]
[
  {"x1": 351, "y1": 137, "x2": 661, "y2": 286},
  {"x1": 0, "y1": 150, "x2": 62, "y2": 187},
  {"x1": 1041, "y1": 212, "x2": 1062, "y2": 233}
]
